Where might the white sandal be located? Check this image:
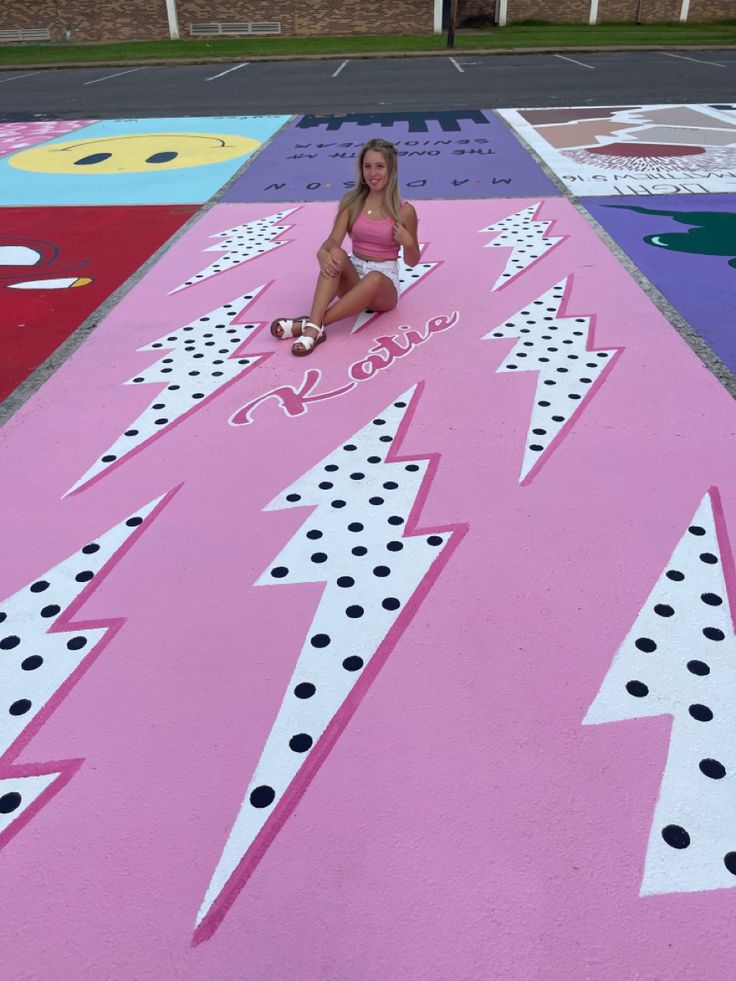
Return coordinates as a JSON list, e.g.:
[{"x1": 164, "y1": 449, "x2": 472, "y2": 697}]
[
  {"x1": 292, "y1": 321, "x2": 326, "y2": 357},
  {"x1": 271, "y1": 315, "x2": 308, "y2": 340}
]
